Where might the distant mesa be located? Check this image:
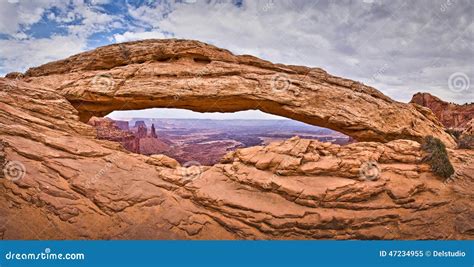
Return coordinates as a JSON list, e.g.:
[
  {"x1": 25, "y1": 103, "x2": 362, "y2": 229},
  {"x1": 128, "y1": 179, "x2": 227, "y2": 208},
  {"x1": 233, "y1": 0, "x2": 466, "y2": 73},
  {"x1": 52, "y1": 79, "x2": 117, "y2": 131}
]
[
  {"x1": 134, "y1": 121, "x2": 146, "y2": 128},
  {"x1": 88, "y1": 117, "x2": 140, "y2": 153},
  {"x1": 114, "y1": 120, "x2": 130, "y2": 131},
  {"x1": 136, "y1": 122, "x2": 148, "y2": 139}
]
